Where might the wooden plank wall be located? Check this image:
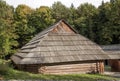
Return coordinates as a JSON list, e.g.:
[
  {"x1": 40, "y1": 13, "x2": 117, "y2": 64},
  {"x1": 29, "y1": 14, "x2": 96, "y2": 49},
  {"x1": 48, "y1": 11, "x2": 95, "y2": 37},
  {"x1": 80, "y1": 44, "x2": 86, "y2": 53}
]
[
  {"x1": 109, "y1": 60, "x2": 120, "y2": 72},
  {"x1": 18, "y1": 64, "x2": 38, "y2": 73}
]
